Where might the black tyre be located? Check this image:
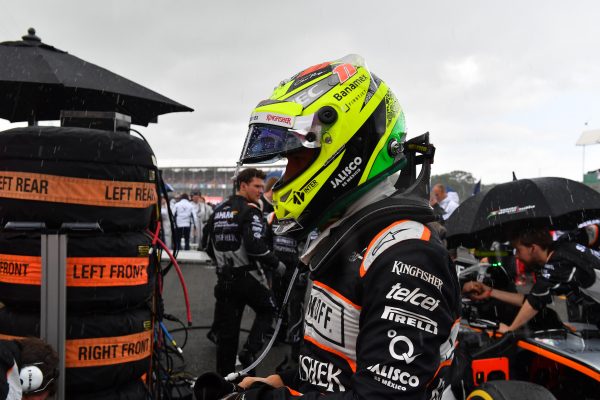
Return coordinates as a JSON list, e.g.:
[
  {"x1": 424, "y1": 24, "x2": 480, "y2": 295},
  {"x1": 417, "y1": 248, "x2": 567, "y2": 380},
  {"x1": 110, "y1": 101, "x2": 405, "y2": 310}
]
[
  {"x1": 0, "y1": 306, "x2": 152, "y2": 393},
  {"x1": 0, "y1": 126, "x2": 157, "y2": 231},
  {"x1": 0, "y1": 231, "x2": 156, "y2": 310},
  {"x1": 467, "y1": 380, "x2": 556, "y2": 400}
]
